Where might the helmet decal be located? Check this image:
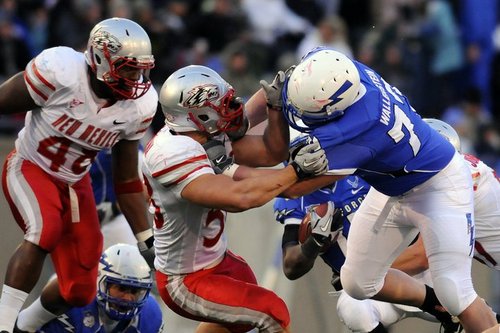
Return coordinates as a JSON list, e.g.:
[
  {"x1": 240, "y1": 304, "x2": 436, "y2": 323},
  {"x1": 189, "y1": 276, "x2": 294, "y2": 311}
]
[
  {"x1": 90, "y1": 30, "x2": 122, "y2": 54},
  {"x1": 326, "y1": 80, "x2": 353, "y2": 110},
  {"x1": 184, "y1": 84, "x2": 220, "y2": 108}
]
